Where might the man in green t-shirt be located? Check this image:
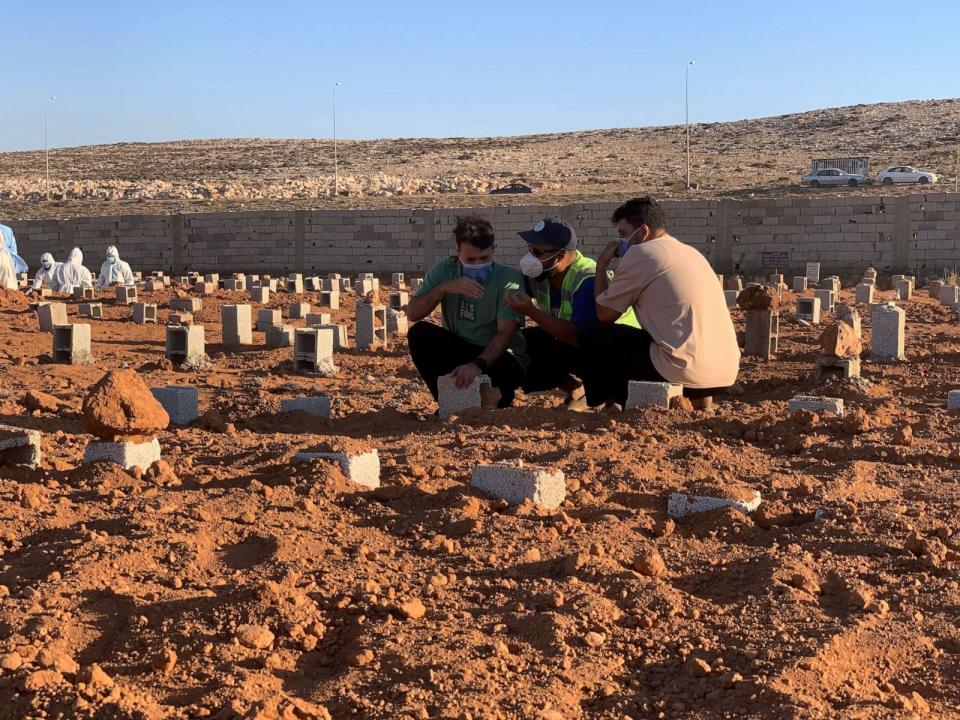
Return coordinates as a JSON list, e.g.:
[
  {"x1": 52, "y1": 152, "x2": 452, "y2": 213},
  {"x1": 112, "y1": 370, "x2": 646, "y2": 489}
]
[{"x1": 406, "y1": 216, "x2": 529, "y2": 409}]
